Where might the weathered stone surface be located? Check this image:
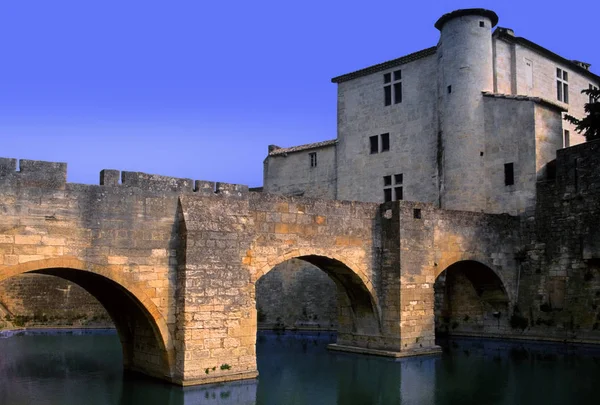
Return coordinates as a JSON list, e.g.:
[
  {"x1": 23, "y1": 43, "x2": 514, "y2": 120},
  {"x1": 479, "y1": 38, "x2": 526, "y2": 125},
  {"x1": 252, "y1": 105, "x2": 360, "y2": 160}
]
[{"x1": 3, "y1": 140, "x2": 600, "y2": 386}]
